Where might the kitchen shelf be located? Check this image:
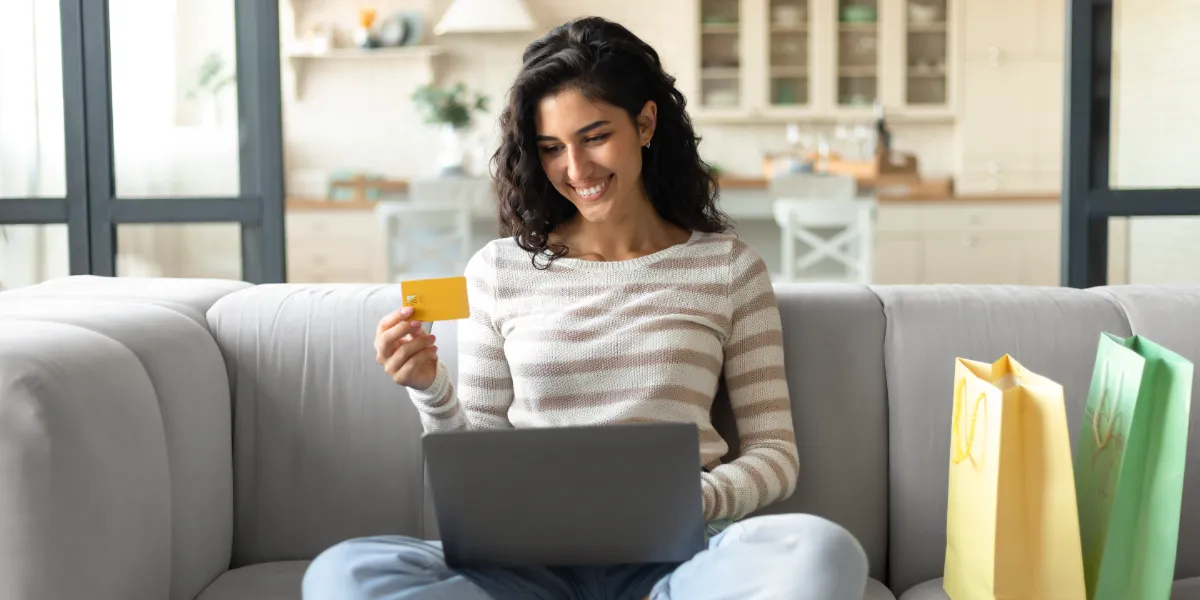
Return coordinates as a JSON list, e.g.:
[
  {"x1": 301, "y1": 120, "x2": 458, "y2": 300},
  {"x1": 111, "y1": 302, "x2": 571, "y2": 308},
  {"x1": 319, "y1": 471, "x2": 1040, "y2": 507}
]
[
  {"x1": 287, "y1": 47, "x2": 444, "y2": 60},
  {"x1": 283, "y1": 46, "x2": 445, "y2": 100}
]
